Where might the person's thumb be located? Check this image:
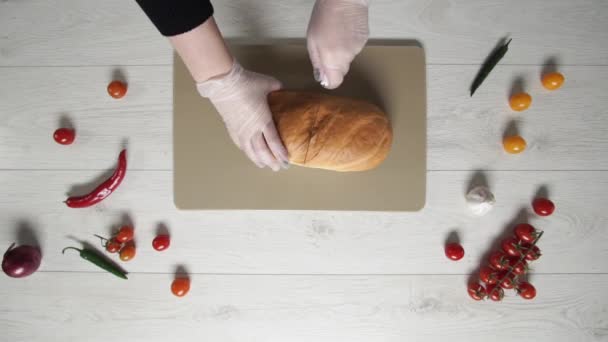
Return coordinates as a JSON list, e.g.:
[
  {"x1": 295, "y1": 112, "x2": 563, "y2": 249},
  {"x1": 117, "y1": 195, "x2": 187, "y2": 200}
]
[
  {"x1": 258, "y1": 74, "x2": 282, "y2": 93},
  {"x1": 269, "y1": 78, "x2": 282, "y2": 92}
]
